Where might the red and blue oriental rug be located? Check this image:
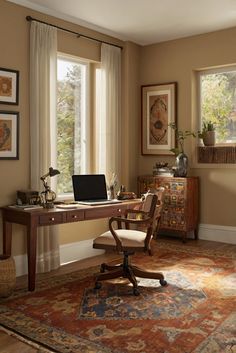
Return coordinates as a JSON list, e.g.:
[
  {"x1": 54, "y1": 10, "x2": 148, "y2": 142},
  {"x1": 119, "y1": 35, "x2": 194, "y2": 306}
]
[{"x1": 0, "y1": 241, "x2": 235, "y2": 353}]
